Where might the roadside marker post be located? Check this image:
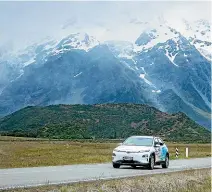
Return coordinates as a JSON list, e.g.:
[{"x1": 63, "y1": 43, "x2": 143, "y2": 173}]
[
  {"x1": 186, "y1": 147, "x2": 188, "y2": 158},
  {"x1": 175, "y1": 147, "x2": 179, "y2": 158}
]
